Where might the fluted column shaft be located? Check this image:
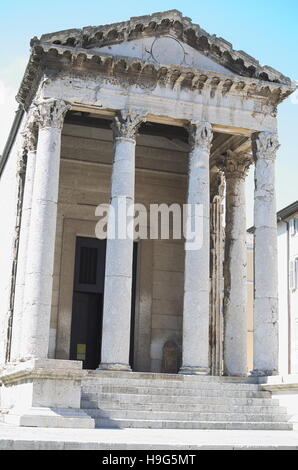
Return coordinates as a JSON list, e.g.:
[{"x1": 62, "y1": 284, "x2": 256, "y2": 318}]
[
  {"x1": 252, "y1": 131, "x2": 279, "y2": 376},
  {"x1": 10, "y1": 111, "x2": 38, "y2": 361},
  {"x1": 180, "y1": 121, "x2": 213, "y2": 375},
  {"x1": 221, "y1": 151, "x2": 252, "y2": 376},
  {"x1": 99, "y1": 109, "x2": 146, "y2": 371},
  {"x1": 20, "y1": 99, "x2": 70, "y2": 360}
]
